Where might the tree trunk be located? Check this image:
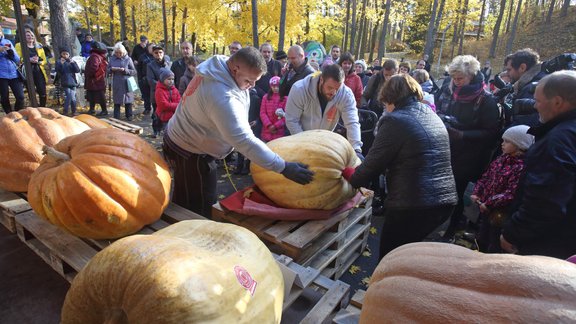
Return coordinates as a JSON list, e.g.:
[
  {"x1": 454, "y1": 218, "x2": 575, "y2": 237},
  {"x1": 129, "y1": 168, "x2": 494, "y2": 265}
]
[
  {"x1": 359, "y1": 16, "x2": 370, "y2": 59},
  {"x1": 458, "y1": 0, "x2": 469, "y2": 55},
  {"x1": 304, "y1": 6, "x2": 310, "y2": 36},
  {"x1": 109, "y1": 0, "x2": 115, "y2": 42},
  {"x1": 356, "y1": 0, "x2": 369, "y2": 57},
  {"x1": 546, "y1": 0, "x2": 556, "y2": 22},
  {"x1": 181, "y1": 8, "x2": 187, "y2": 43},
  {"x1": 343, "y1": 0, "x2": 351, "y2": 51},
  {"x1": 171, "y1": 2, "x2": 176, "y2": 56},
  {"x1": 251, "y1": 0, "x2": 259, "y2": 47},
  {"x1": 377, "y1": 0, "x2": 392, "y2": 60},
  {"x1": 505, "y1": 0, "x2": 515, "y2": 32},
  {"x1": 131, "y1": 6, "x2": 137, "y2": 44},
  {"x1": 560, "y1": 0, "x2": 569, "y2": 16},
  {"x1": 477, "y1": 0, "x2": 487, "y2": 40},
  {"x1": 161, "y1": 0, "x2": 168, "y2": 45},
  {"x1": 95, "y1": 3, "x2": 102, "y2": 41},
  {"x1": 506, "y1": 0, "x2": 523, "y2": 55},
  {"x1": 191, "y1": 32, "x2": 197, "y2": 53},
  {"x1": 434, "y1": 0, "x2": 446, "y2": 34},
  {"x1": 424, "y1": 0, "x2": 439, "y2": 57},
  {"x1": 84, "y1": 6, "x2": 91, "y2": 33},
  {"x1": 349, "y1": 0, "x2": 358, "y2": 52},
  {"x1": 118, "y1": 0, "x2": 127, "y2": 41},
  {"x1": 368, "y1": 19, "x2": 379, "y2": 63},
  {"x1": 278, "y1": 0, "x2": 287, "y2": 51},
  {"x1": 489, "y1": 0, "x2": 507, "y2": 58}
]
